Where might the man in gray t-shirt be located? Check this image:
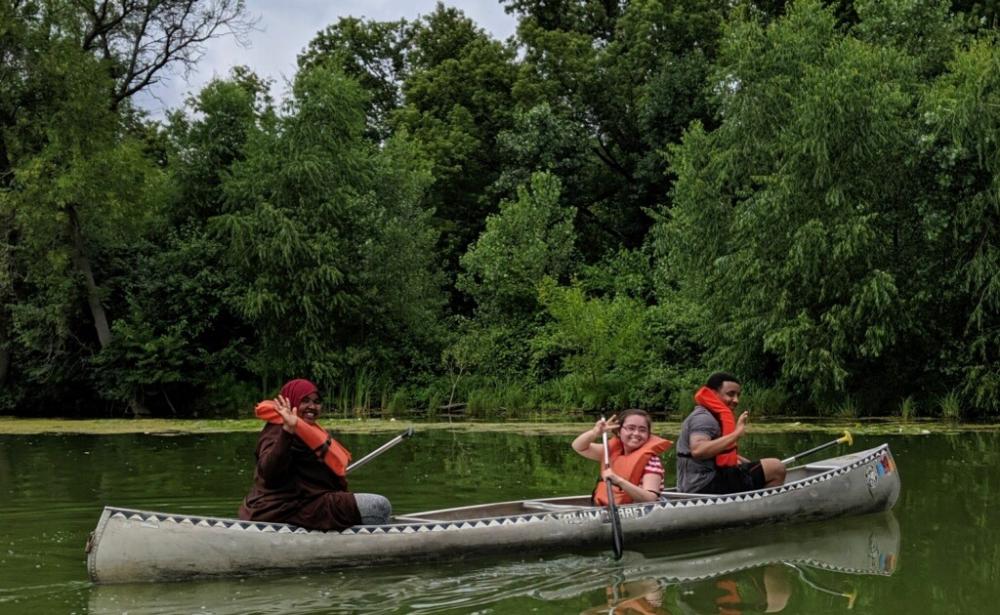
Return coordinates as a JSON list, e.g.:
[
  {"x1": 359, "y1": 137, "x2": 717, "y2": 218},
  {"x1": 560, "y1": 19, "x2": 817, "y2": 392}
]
[
  {"x1": 675, "y1": 406, "x2": 723, "y2": 492},
  {"x1": 675, "y1": 372, "x2": 787, "y2": 494}
]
